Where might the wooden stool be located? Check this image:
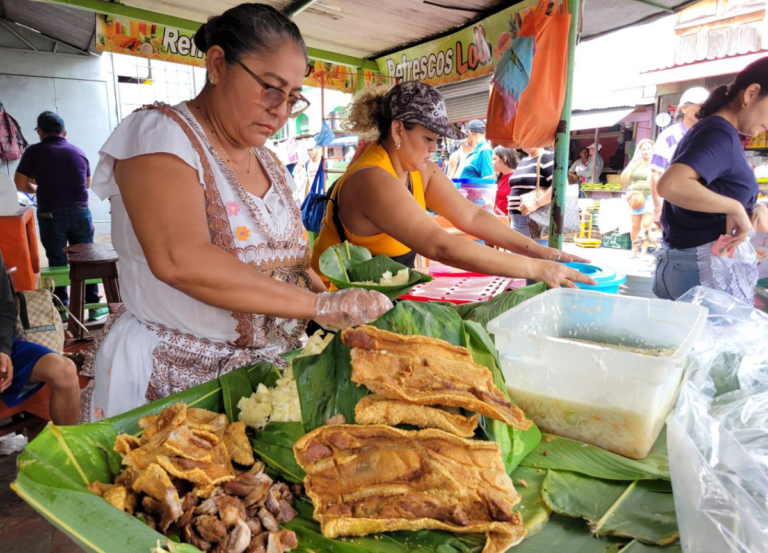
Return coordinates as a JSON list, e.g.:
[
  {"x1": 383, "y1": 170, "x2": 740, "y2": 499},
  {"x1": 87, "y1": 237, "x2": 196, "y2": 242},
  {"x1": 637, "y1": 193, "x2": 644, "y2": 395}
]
[{"x1": 63, "y1": 244, "x2": 121, "y2": 339}]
